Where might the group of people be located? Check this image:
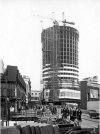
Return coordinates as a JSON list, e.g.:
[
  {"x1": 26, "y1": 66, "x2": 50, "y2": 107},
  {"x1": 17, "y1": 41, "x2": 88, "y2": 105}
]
[
  {"x1": 61, "y1": 106, "x2": 82, "y2": 121},
  {"x1": 32, "y1": 104, "x2": 82, "y2": 122},
  {"x1": 33, "y1": 105, "x2": 57, "y2": 116}
]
